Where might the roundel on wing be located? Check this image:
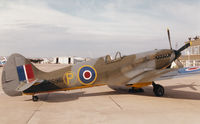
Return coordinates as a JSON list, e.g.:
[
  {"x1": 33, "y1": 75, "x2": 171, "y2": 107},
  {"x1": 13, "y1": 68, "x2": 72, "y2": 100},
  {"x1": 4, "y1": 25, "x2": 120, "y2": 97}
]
[
  {"x1": 185, "y1": 67, "x2": 200, "y2": 71},
  {"x1": 178, "y1": 66, "x2": 200, "y2": 74},
  {"x1": 78, "y1": 65, "x2": 97, "y2": 85}
]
